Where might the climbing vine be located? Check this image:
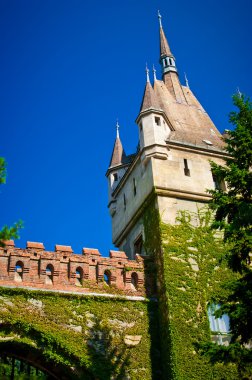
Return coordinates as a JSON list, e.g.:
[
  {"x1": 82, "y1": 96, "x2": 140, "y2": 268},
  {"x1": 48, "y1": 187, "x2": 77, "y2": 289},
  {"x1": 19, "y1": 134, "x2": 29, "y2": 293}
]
[
  {"x1": 143, "y1": 202, "x2": 239, "y2": 379},
  {"x1": 0, "y1": 288, "x2": 158, "y2": 379}
]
